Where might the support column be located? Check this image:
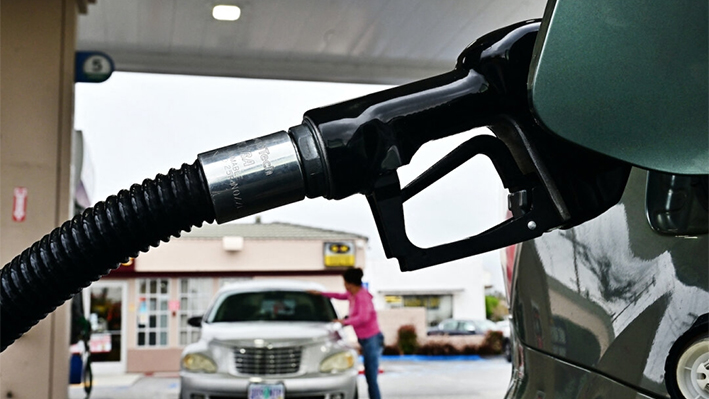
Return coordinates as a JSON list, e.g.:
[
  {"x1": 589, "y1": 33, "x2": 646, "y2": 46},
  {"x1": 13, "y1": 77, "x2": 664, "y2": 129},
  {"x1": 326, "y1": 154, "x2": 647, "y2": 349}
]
[{"x1": 0, "y1": 0, "x2": 82, "y2": 398}]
